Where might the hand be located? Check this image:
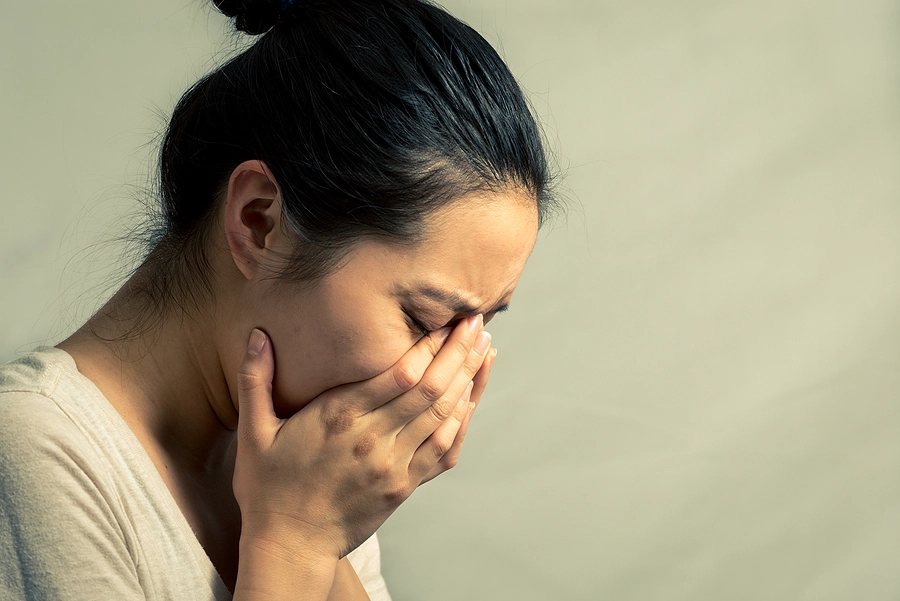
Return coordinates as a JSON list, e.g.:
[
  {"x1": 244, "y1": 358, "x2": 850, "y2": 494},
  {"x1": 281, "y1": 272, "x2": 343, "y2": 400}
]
[
  {"x1": 419, "y1": 346, "x2": 497, "y2": 485},
  {"x1": 232, "y1": 315, "x2": 492, "y2": 568}
]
